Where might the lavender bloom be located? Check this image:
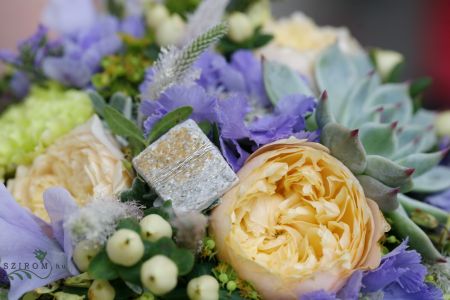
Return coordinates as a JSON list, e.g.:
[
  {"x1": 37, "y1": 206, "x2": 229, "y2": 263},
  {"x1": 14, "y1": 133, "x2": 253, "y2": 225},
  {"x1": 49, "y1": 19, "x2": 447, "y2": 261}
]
[
  {"x1": 42, "y1": 0, "x2": 96, "y2": 35},
  {"x1": 10, "y1": 72, "x2": 30, "y2": 98},
  {"x1": 300, "y1": 290, "x2": 336, "y2": 300},
  {"x1": 195, "y1": 50, "x2": 270, "y2": 108},
  {"x1": 43, "y1": 15, "x2": 122, "y2": 88},
  {"x1": 0, "y1": 184, "x2": 78, "y2": 300},
  {"x1": 120, "y1": 16, "x2": 146, "y2": 38},
  {"x1": 362, "y1": 240, "x2": 443, "y2": 300},
  {"x1": 140, "y1": 51, "x2": 317, "y2": 171},
  {"x1": 426, "y1": 189, "x2": 450, "y2": 212},
  {"x1": 249, "y1": 94, "x2": 316, "y2": 145}
]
